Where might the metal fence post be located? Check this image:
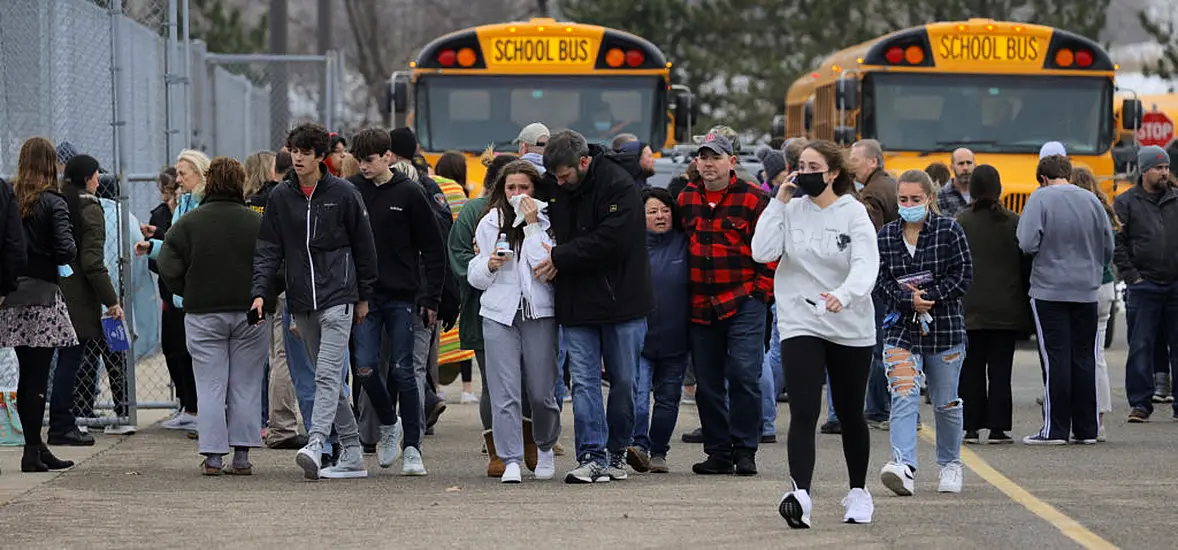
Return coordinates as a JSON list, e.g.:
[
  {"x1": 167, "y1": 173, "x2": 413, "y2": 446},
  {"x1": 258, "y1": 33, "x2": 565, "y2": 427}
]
[
  {"x1": 108, "y1": 1, "x2": 137, "y2": 427},
  {"x1": 323, "y1": 51, "x2": 334, "y2": 131},
  {"x1": 182, "y1": 0, "x2": 192, "y2": 151}
]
